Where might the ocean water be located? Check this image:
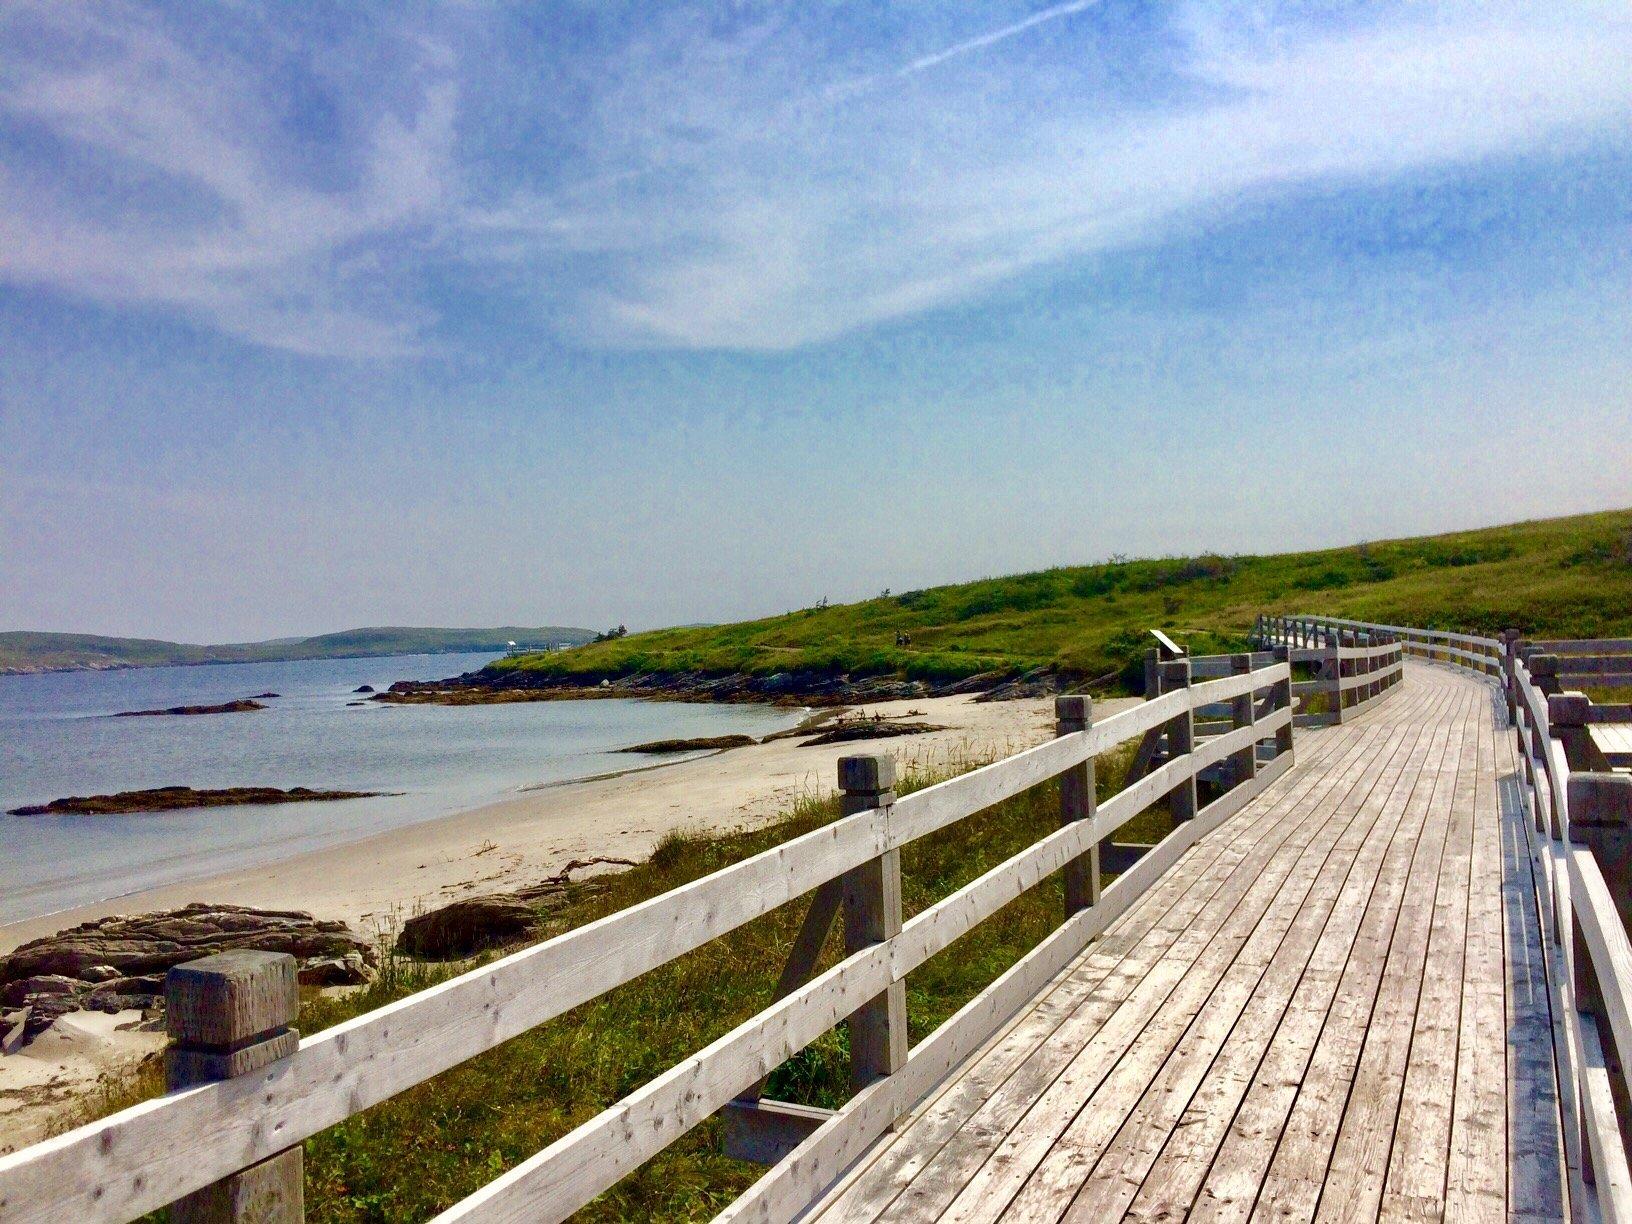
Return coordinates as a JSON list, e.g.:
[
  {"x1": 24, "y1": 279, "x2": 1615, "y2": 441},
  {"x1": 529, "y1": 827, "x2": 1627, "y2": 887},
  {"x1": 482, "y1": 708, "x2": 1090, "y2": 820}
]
[{"x1": 0, "y1": 652, "x2": 802, "y2": 925}]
